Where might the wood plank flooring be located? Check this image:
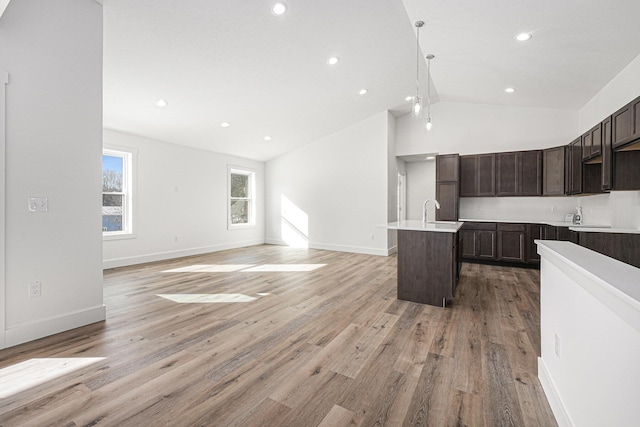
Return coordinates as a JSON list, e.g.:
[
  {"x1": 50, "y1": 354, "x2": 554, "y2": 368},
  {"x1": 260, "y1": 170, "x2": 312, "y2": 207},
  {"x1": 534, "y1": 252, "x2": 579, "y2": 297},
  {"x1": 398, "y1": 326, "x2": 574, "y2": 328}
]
[{"x1": 0, "y1": 245, "x2": 557, "y2": 426}]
